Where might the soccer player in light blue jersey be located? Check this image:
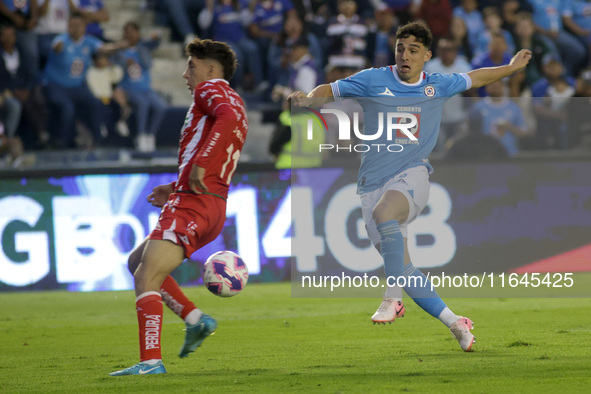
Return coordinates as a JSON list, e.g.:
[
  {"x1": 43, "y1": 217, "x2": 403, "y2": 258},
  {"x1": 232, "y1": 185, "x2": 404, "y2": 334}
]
[{"x1": 289, "y1": 22, "x2": 531, "y2": 352}]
